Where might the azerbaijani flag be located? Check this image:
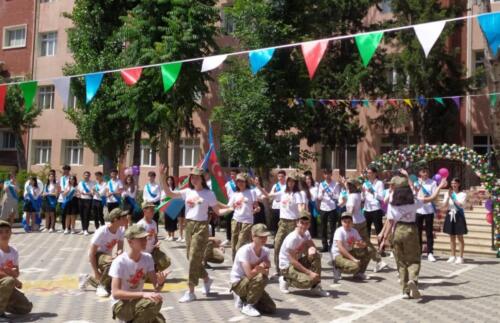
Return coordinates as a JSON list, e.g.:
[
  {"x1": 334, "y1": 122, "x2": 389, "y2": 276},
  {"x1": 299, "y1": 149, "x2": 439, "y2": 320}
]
[{"x1": 208, "y1": 145, "x2": 228, "y2": 204}]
